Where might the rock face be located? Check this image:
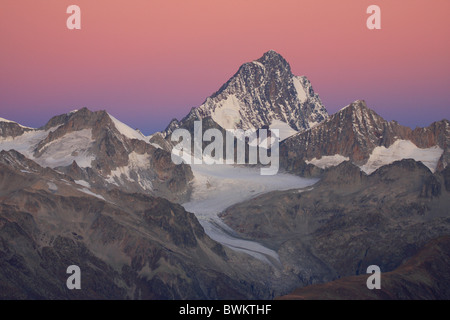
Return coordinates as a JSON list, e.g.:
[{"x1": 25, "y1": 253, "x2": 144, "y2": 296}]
[
  {"x1": 0, "y1": 150, "x2": 274, "y2": 299},
  {"x1": 0, "y1": 108, "x2": 193, "y2": 203},
  {"x1": 0, "y1": 119, "x2": 33, "y2": 138},
  {"x1": 280, "y1": 100, "x2": 450, "y2": 174},
  {"x1": 277, "y1": 236, "x2": 450, "y2": 300},
  {"x1": 164, "y1": 50, "x2": 328, "y2": 136},
  {"x1": 220, "y1": 159, "x2": 450, "y2": 296}
]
